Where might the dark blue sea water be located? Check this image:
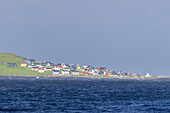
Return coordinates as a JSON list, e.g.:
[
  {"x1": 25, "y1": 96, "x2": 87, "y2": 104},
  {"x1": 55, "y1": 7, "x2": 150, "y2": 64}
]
[{"x1": 0, "y1": 77, "x2": 170, "y2": 113}]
